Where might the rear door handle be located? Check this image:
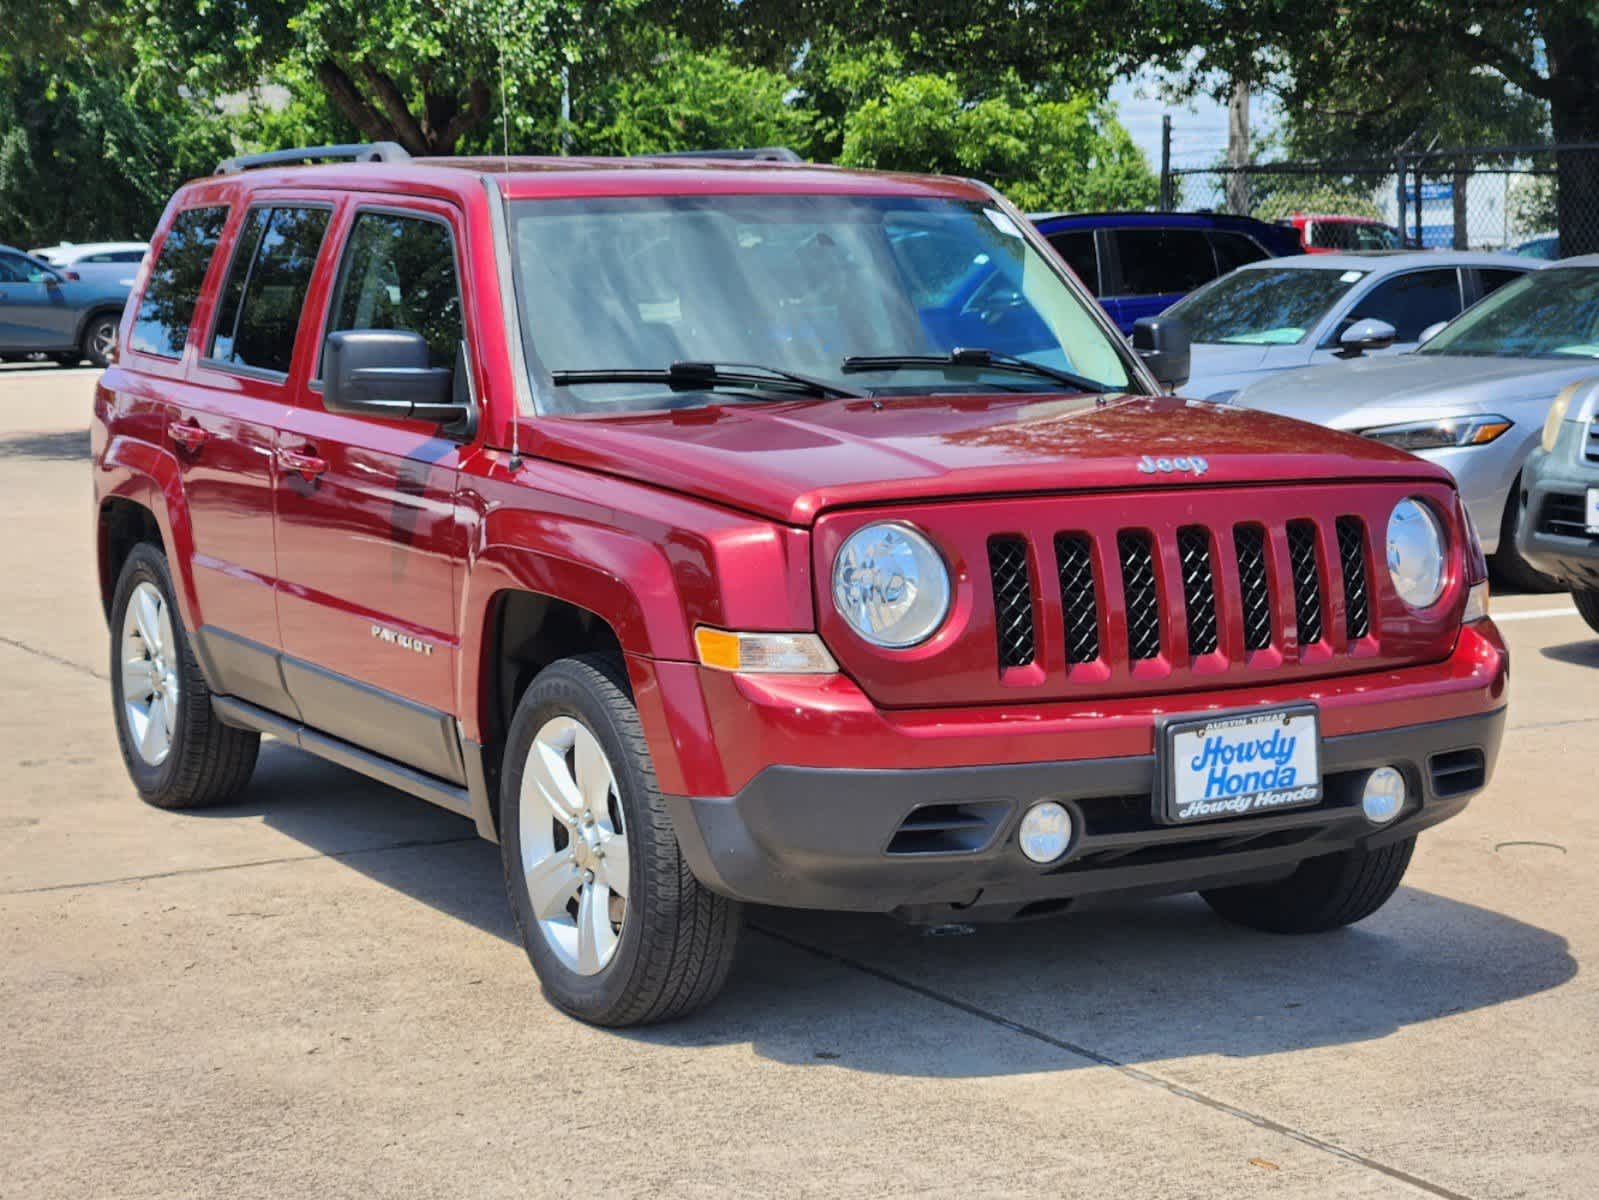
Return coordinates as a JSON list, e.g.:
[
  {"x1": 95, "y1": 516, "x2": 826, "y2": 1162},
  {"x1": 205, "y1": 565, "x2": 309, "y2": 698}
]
[
  {"x1": 278, "y1": 447, "x2": 328, "y2": 481},
  {"x1": 167, "y1": 420, "x2": 208, "y2": 452}
]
